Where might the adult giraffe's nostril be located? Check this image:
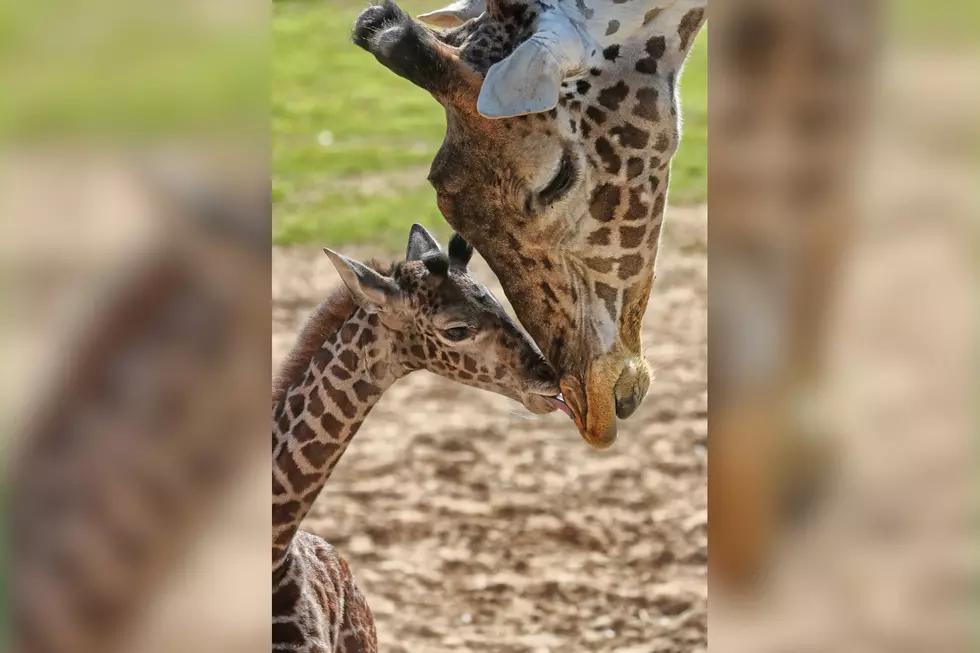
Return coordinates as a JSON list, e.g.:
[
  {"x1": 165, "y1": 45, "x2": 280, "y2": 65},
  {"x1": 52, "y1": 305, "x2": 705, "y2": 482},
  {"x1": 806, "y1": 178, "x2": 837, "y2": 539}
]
[
  {"x1": 613, "y1": 357, "x2": 651, "y2": 420},
  {"x1": 352, "y1": 0, "x2": 404, "y2": 48},
  {"x1": 615, "y1": 391, "x2": 640, "y2": 419}
]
